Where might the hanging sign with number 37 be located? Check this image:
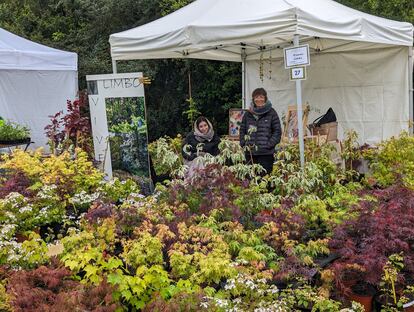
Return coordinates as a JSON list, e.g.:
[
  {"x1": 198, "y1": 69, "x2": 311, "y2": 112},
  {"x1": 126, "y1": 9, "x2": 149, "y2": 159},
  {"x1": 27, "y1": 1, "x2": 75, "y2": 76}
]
[{"x1": 289, "y1": 66, "x2": 306, "y2": 81}]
